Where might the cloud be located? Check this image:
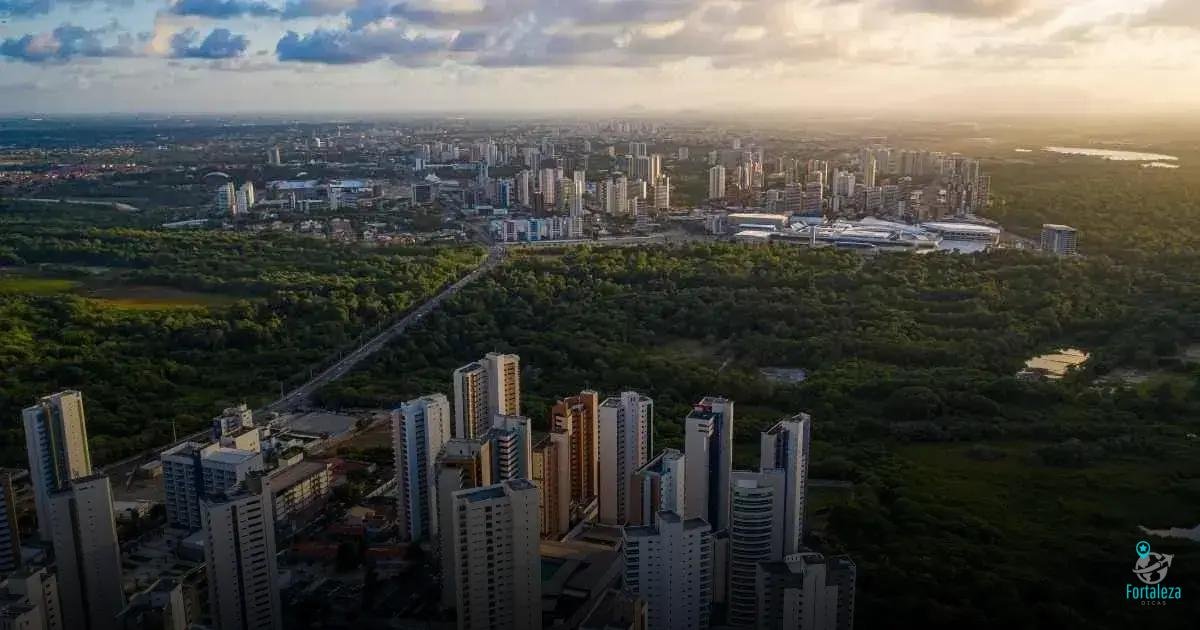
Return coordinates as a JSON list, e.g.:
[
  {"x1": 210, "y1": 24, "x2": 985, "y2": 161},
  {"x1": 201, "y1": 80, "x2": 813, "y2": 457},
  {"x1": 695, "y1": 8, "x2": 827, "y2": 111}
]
[
  {"x1": 170, "y1": 28, "x2": 249, "y2": 59},
  {"x1": 281, "y1": 0, "x2": 357, "y2": 19},
  {"x1": 0, "y1": 0, "x2": 51, "y2": 17},
  {"x1": 275, "y1": 27, "x2": 448, "y2": 64},
  {"x1": 1, "y1": 23, "x2": 135, "y2": 62},
  {"x1": 1135, "y1": 0, "x2": 1200, "y2": 29},
  {"x1": 167, "y1": 0, "x2": 279, "y2": 18},
  {"x1": 893, "y1": 0, "x2": 1030, "y2": 19}
]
